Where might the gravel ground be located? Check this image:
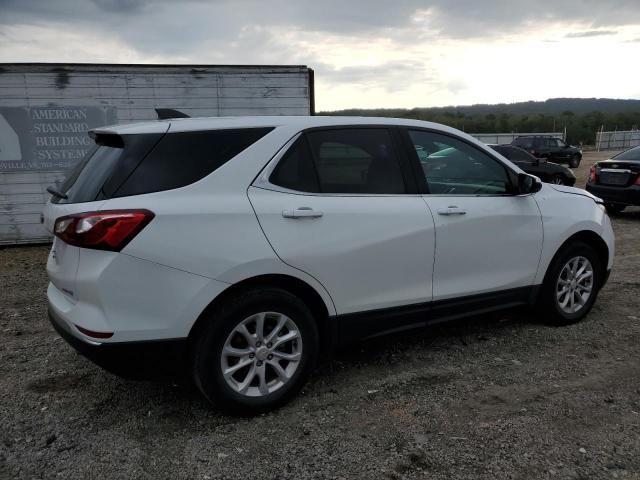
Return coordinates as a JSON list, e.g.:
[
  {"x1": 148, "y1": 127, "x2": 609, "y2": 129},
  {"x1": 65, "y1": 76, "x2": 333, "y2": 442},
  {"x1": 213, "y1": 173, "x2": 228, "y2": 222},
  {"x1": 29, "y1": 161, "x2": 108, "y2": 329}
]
[{"x1": 1, "y1": 151, "x2": 639, "y2": 480}]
